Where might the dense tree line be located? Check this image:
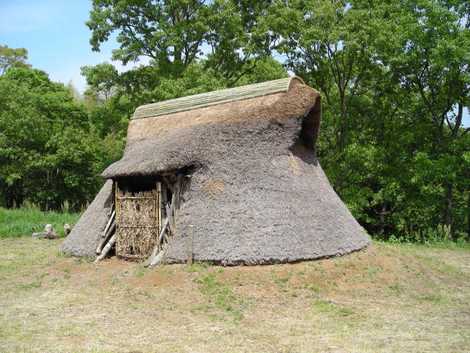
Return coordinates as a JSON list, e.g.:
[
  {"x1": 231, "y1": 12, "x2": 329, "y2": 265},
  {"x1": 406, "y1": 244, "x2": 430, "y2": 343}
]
[
  {"x1": 0, "y1": 0, "x2": 468, "y2": 241},
  {"x1": 0, "y1": 64, "x2": 123, "y2": 210}
]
